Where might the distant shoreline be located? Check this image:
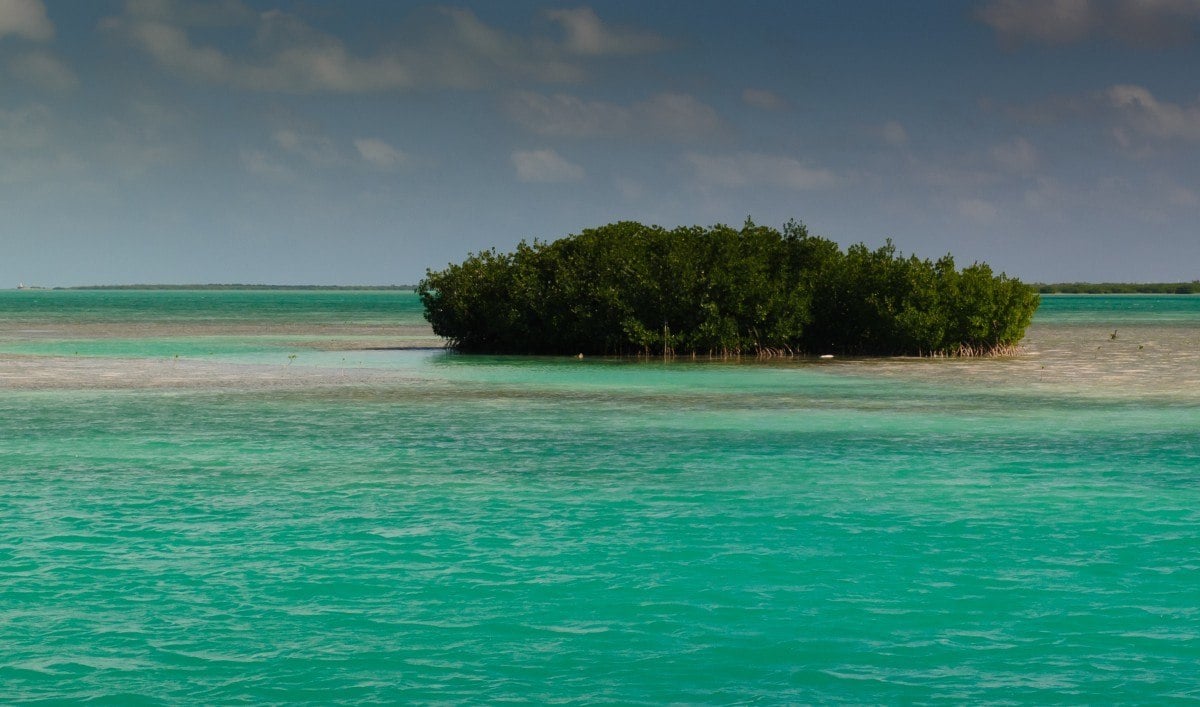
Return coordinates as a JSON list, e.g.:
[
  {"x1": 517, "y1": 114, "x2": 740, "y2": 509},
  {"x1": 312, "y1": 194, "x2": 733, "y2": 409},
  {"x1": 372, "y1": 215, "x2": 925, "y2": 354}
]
[
  {"x1": 46, "y1": 284, "x2": 416, "y2": 291},
  {"x1": 1036, "y1": 282, "x2": 1200, "y2": 294},
  {"x1": 13, "y1": 282, "x2": 1198, "y2": 294}
]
